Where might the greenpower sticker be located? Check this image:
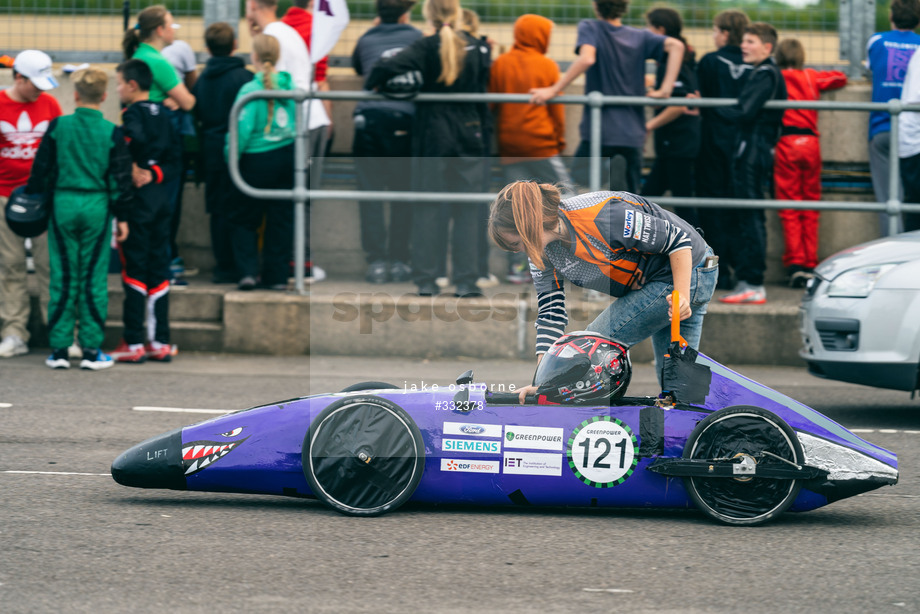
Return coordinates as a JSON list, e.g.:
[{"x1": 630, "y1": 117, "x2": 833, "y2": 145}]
[{"x1": 567, "y1": 416, "x2": 638, "y2": 488}]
